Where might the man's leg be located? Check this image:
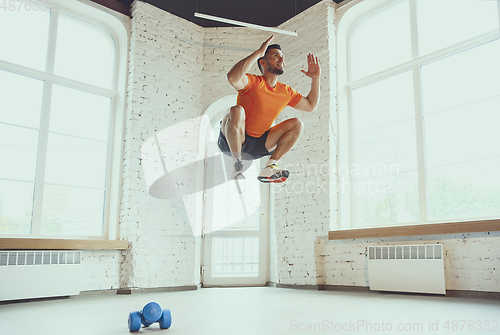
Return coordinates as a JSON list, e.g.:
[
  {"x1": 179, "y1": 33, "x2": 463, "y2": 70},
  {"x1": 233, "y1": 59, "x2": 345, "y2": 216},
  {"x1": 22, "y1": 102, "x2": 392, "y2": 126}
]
[
  {"x1": 265, "y1": 118, "x2": 304, "y2": 160},
  {"x1": 257, "y1": 118, "x2": 303, "y2": 183},
  {"x1": 221, "y1": 105, "x2": 246, "y2": 179},
  {"x1": 221, "y1": 105, "x2": 246, "y2": 158}
]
